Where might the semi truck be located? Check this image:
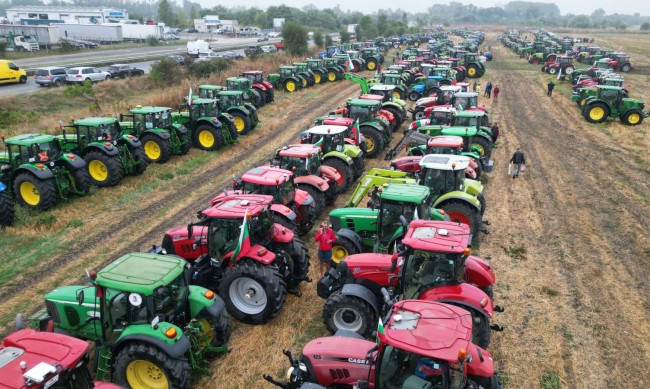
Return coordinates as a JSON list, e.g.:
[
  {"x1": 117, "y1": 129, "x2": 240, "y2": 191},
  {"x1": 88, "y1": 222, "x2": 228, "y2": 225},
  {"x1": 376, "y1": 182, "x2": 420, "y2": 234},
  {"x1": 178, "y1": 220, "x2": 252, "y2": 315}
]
[{"x1": 58, "y1": 24, "x2": 122, "y2": 43}]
